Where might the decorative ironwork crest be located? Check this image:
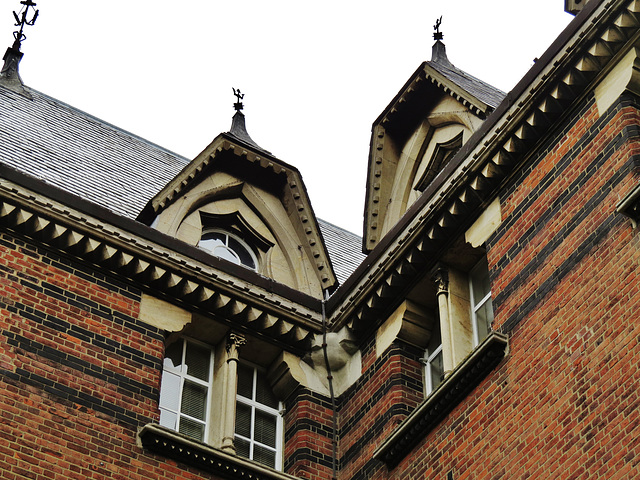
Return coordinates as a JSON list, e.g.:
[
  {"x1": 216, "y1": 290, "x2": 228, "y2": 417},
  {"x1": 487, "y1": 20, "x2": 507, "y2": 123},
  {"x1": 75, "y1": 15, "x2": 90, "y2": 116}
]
[{"x1": 11, "y1": 0, "x2": 39, "y2": 49}]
